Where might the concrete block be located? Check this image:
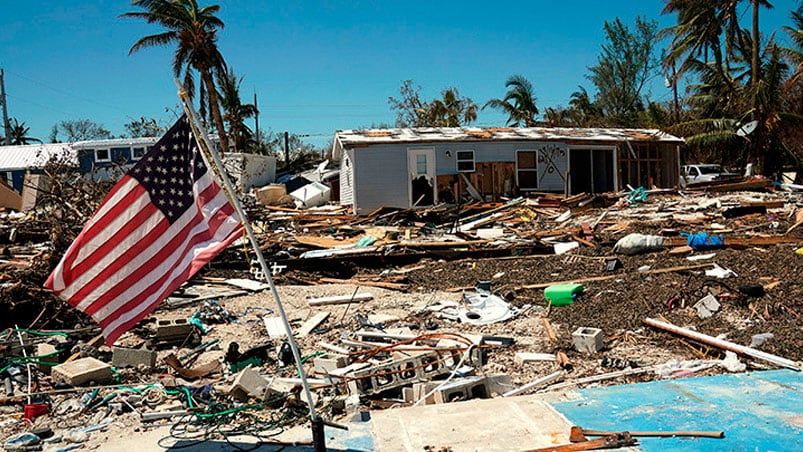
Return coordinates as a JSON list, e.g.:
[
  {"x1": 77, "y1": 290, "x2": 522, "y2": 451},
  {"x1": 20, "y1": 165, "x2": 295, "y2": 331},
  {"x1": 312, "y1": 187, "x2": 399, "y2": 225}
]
[
  {"x1": 51, "y1": 357, "x2": 113, "y2": 386},
  {"x1": 572, "y1": 327, "x2": 604, "y2": 353},
  {"x1": 36, "y1": 343, "x2": 60, "y2": 374},
  {"x1": 342, "y1": 349, "x2": 468, "y2": 396},
  {"x1": 313, "y1": 353, "x2": 349, "y2": 374},
  {"x1": 155, "y1": 318, "x2": 193, "y2": 340},
  {"x1": 432, "y1": 376, "x2": 490, "y2": 404},
  {"x1": 112, "y1": 346, "x2": 156, "y2": 369},
  {"x1": 228, "y1": 366, "x2": 268, "y2": 402}
]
